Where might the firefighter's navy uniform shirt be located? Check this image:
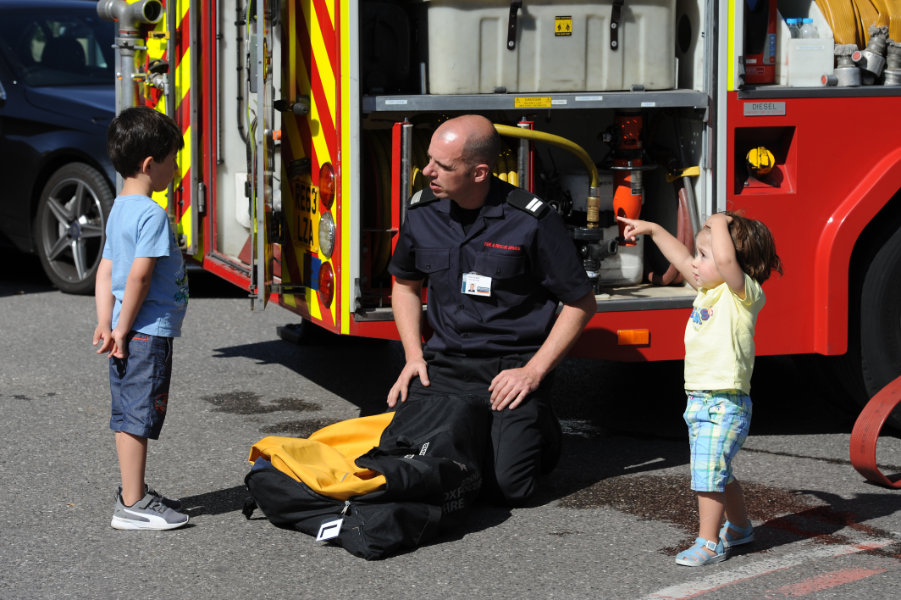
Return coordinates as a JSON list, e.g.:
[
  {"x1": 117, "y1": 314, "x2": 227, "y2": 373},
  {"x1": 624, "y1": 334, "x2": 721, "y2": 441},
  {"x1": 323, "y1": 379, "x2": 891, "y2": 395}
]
[{"x1": 389, "y1": 177, "x2": 592, "y2": 357}]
